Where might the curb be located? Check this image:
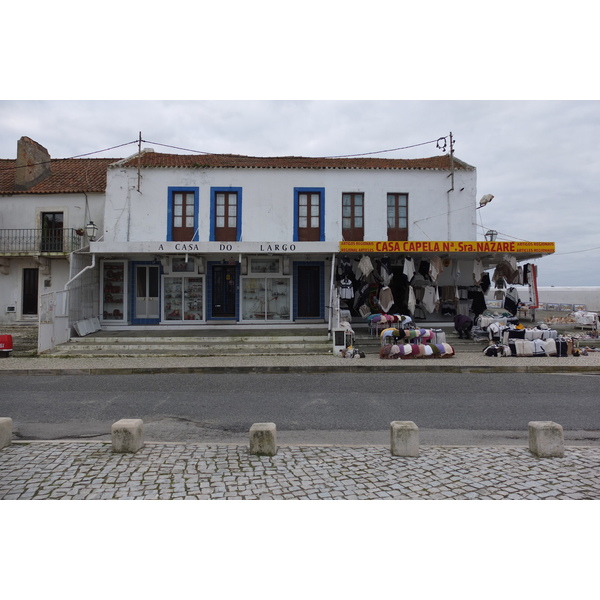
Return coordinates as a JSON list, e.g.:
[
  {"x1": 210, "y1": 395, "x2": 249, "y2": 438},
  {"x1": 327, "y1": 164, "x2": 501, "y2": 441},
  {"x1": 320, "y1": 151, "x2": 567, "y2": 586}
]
[{"x1": 1, "y1": 364, "x2": 600, "y2": 376}]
